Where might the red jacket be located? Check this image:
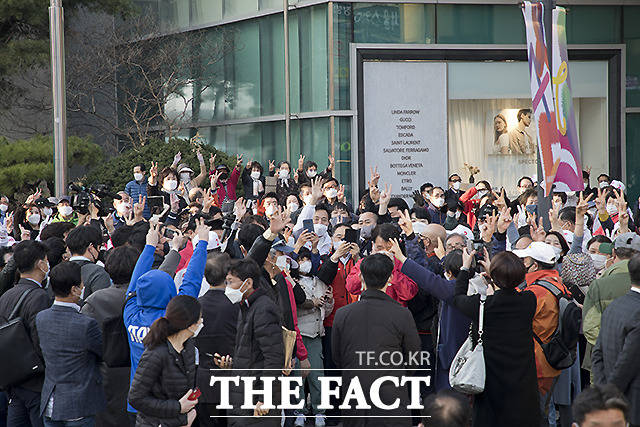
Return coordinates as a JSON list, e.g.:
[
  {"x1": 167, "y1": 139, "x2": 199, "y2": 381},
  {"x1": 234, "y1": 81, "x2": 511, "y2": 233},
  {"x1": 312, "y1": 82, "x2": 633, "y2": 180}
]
[
  {"x1": 459, "y1": 186, "x2": 481, "y2": 231},
  {"x1": 345, "y1": 257, "x2": 418, "y2": 306},
  {"x1": 323, "y1": 257, "x2": 356, "y2": 327}
]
